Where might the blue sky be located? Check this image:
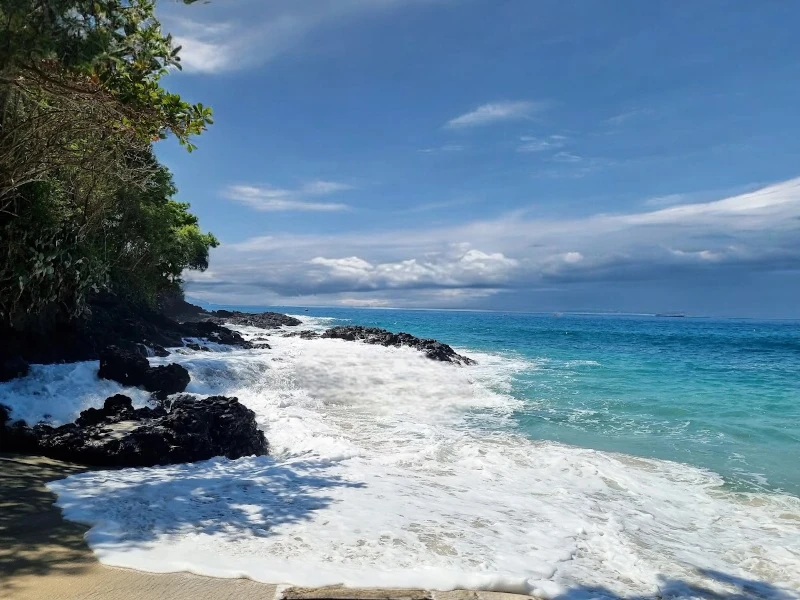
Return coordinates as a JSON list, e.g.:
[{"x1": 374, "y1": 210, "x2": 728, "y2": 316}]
[{"x1": 155, "y1": 0, "x2": 800, "y2": 317}]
